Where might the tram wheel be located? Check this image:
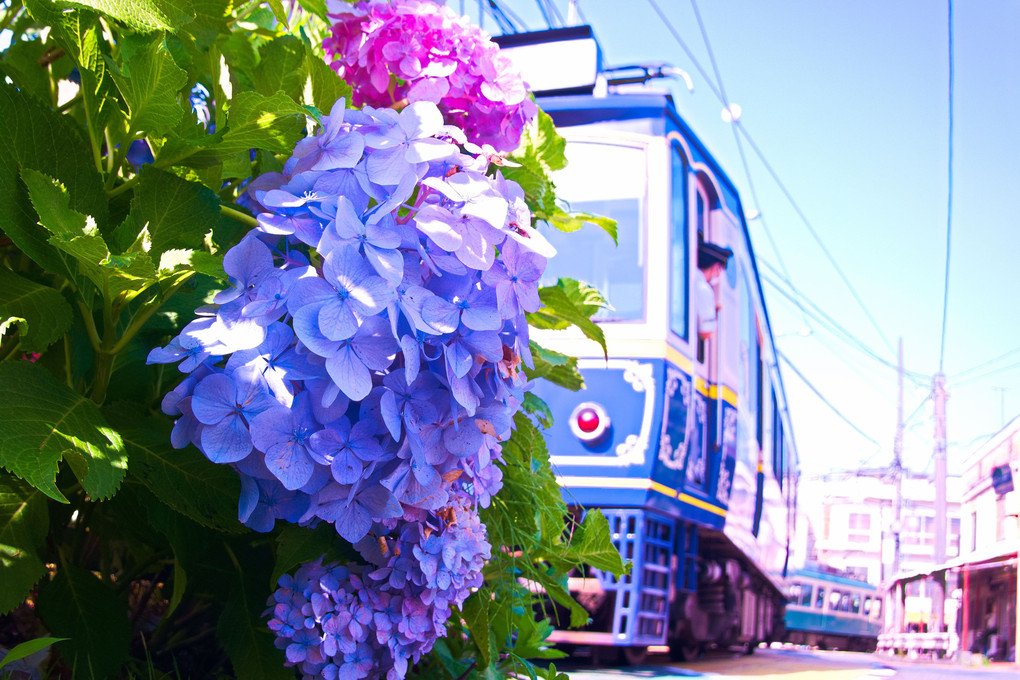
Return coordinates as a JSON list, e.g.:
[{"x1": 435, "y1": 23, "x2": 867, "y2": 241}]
[
  {"x1": 668, "y1": 641, "x2": 703, "y2": 662},
  {"x1": 622, "y1": 645, "x2": 649, "y2": 666}
]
